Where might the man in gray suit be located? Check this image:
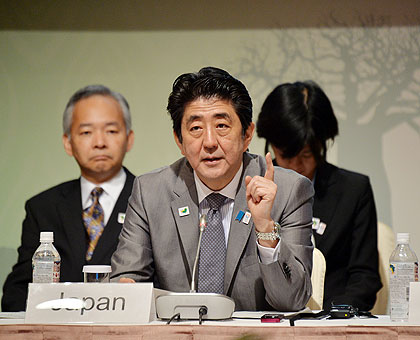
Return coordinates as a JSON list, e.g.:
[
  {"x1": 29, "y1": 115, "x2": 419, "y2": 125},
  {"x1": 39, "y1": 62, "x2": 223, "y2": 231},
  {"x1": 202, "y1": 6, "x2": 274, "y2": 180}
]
[{"x1": 111, "y1": 67, "x2": 314, "y2": 311}]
